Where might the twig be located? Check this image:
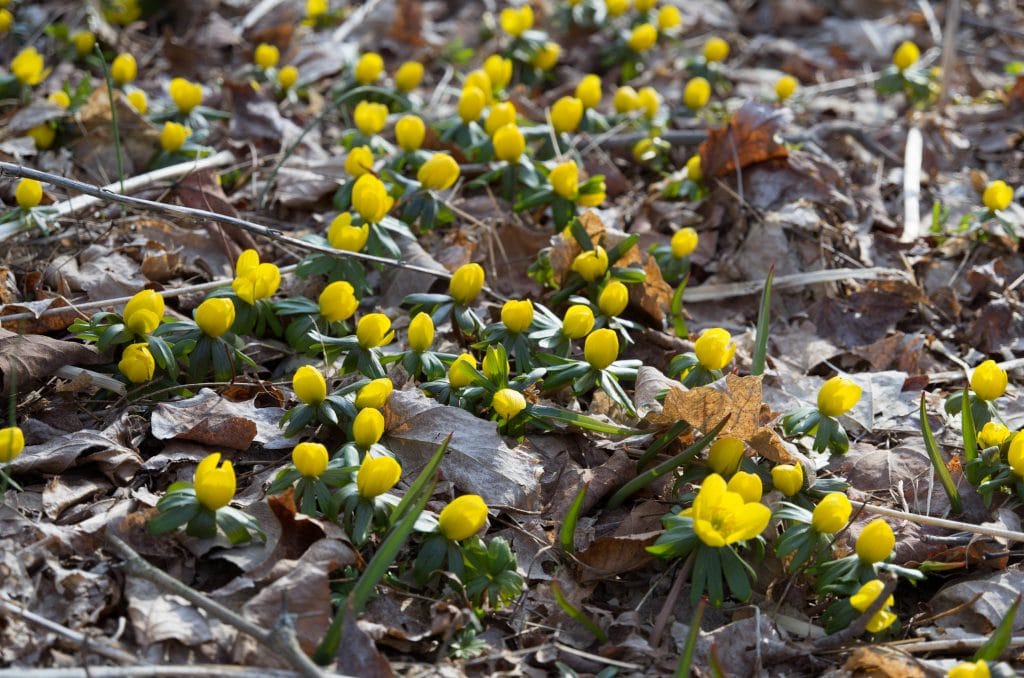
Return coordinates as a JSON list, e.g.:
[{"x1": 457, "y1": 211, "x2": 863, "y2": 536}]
[
  {"x1": 53, "y1": 365, "x2": 127, "y2": 395},
  {"x1": 0, "y1": 669, "x2": 309, "y2": 678},
  {"x1": 682, "y1": 267, "x2": 911, "y2": 302},
  {"x1": 888, "y1": 635, "x2": 1024, "y2": 654},
  {"x1": 938, "y1": 0, "x2": 962, "y2": 109},
  {"x1": 649, "y1": 553, "x2": 695, "y2": 649},
  {"x1": 859, "y1": 503, "x2": 1024, "y2": 543},
  {"x1": 331, "y1": 0, "x2": 386, "y2": 42},
  {"x1": 928, "y1": 357, "x2": 1024, "y2": 384},
  {"x1": 902, "y1": 127, "x2": 923, "y2": 242},
  {"x1": 103, "y1": 533, "x2": 325, "y2": 678},
  {"x1": 0, "y1": 596, "x2": 137, "y2": 665},
  {"x1": 553, "y1": 642, "x2": 643, "y2": 670}
]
